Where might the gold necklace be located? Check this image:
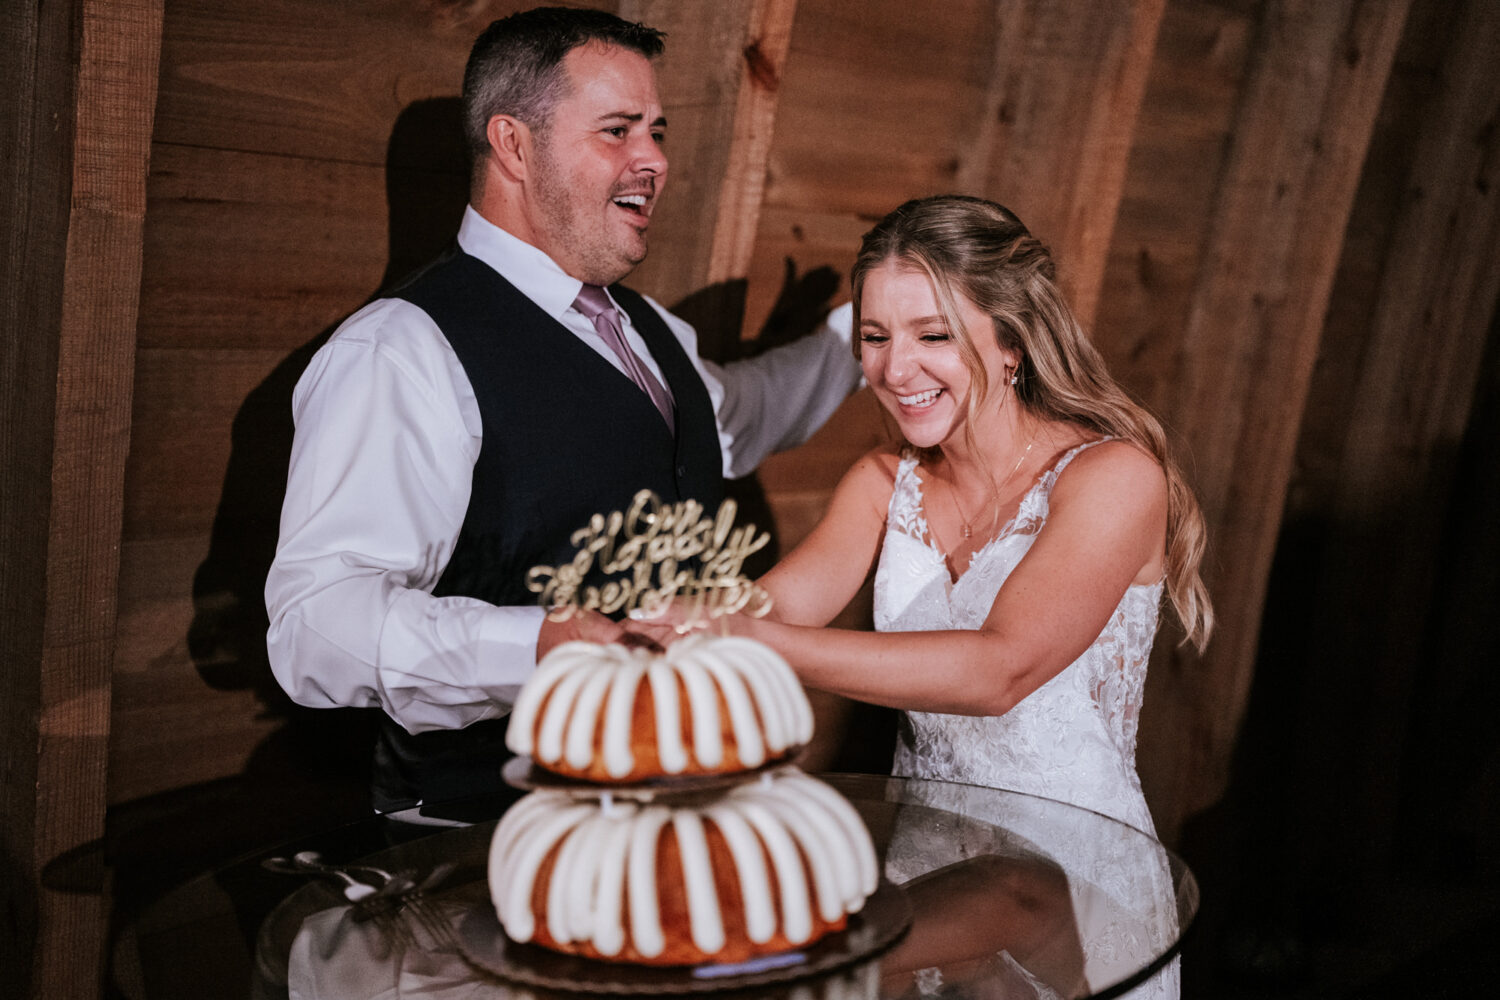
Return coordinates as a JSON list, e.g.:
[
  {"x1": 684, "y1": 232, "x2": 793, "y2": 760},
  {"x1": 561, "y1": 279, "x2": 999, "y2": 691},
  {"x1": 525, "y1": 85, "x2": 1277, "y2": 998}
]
[{"x1": 950, "y1": 430, "x2": 1037, "y2": 540}]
